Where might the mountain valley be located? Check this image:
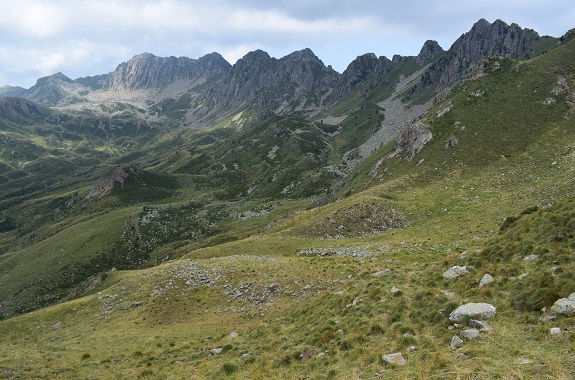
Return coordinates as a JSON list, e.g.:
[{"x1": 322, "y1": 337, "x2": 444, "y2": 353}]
[{"x1": 0, "y1": 19, "x2": 574, "y2": 379}]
